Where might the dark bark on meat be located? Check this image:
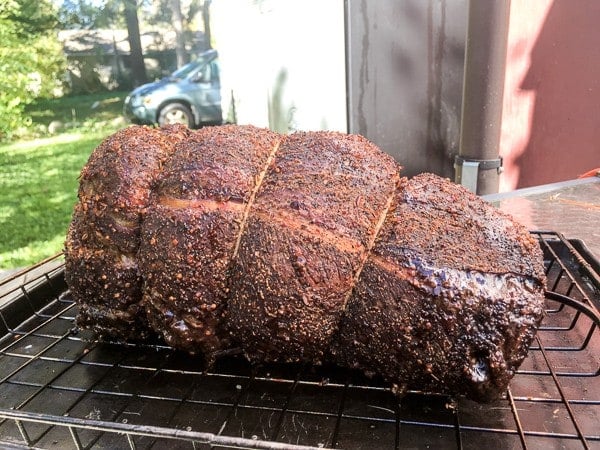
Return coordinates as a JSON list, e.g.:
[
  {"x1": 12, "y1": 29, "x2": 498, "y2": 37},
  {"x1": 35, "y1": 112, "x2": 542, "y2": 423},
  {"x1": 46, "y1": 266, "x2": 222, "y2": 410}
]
[
  {"x1": 228, "y1": 131, "x2": 399, "y2": 363},
  {"x1": 139, "y1": 125, "x2": 280, "y2": 357},
  {"x1": 64, "y1": 125, "x2": 546, "y2": 402},
  {"x1": 333, "y1": 175, "x2": 545, "y2": 401},
  {"x1": 65, "y1": 125, "x2": 190, "y2": 340}
]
